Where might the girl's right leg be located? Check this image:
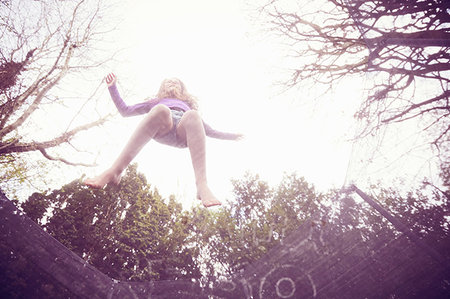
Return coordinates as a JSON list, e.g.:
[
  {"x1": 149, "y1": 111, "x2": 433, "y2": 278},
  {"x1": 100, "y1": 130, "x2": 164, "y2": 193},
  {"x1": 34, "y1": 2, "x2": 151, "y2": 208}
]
[
  {"x1": 85, "y1": 105, "x2": 173, "y2": 189},
  {"x1": 176, "y1": 110, "x2": 221, "y2": 208}
]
